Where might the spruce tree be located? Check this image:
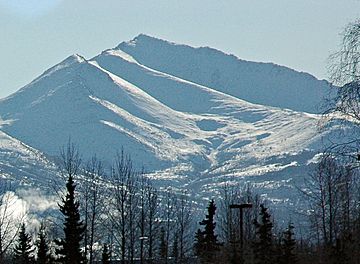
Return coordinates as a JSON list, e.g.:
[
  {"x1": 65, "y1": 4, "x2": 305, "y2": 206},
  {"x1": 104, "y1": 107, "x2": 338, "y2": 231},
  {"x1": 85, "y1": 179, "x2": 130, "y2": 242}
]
[
  {"x1": 36, "y1": 225, "x2": 52, "y2": 264},
  {"x1": 101, "y1": 244, "x2": 111, "y2": 264},
  {"x1": 279, "y1": 223, "x2": 297, "y2": 264},
  {"x1": 194, "y1": 199, "x2": 220, "y2": 263},
  {"x1": 13, "y1": 223, "x2": 35, "y2": 264},
  {"x1": 159, "y1": 227, "x2": 167, "y2": 261},
  {"x1": 55, "y1": 175, "x2": 85, "y2": 264},
  {"x1": 194, "y1": 229, "x2": 205, "y2": 257},
  {"x1": 172, "y1": 233, "x2": 179, "y2": 264},
  {"x1": 253, "y1": 204, "x2": 274, "y2": 264}
]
